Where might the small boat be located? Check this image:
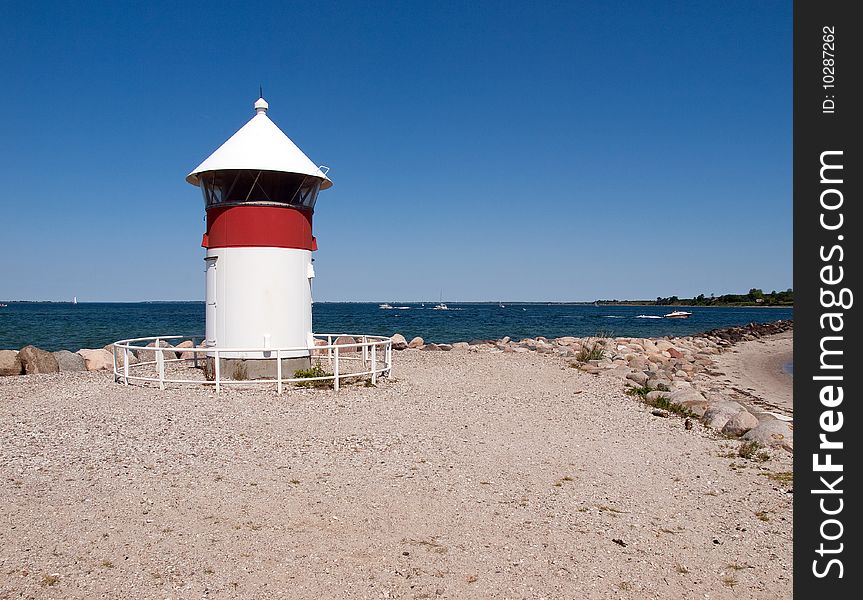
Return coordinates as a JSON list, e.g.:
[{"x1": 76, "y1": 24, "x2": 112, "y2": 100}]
[
  {"x1": 433, "y1": 303, "x2": 448, "y2": 310},
  {"x1": 73, "y1": 296, "x2": 78, "y2": 305},
  {"x1": 0, "y1": 303, "x2": 7, "y2": 308},
  {"x1": 499, "y1": 301, "x2": 505, "y2": 308},
  {"x1": 663, "y1": 311, "x2": 692, "y2": 319},
  {"x1": 379, "y1": 303, "x2": 394, "y2": 309}
]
